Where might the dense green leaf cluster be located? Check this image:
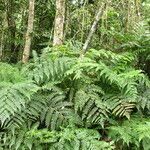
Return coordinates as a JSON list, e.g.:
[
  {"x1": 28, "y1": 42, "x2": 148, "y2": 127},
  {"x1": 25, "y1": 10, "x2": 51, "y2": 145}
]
[{"x1": 0, "y1": 46, "x2": 149, "y2": 149}]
